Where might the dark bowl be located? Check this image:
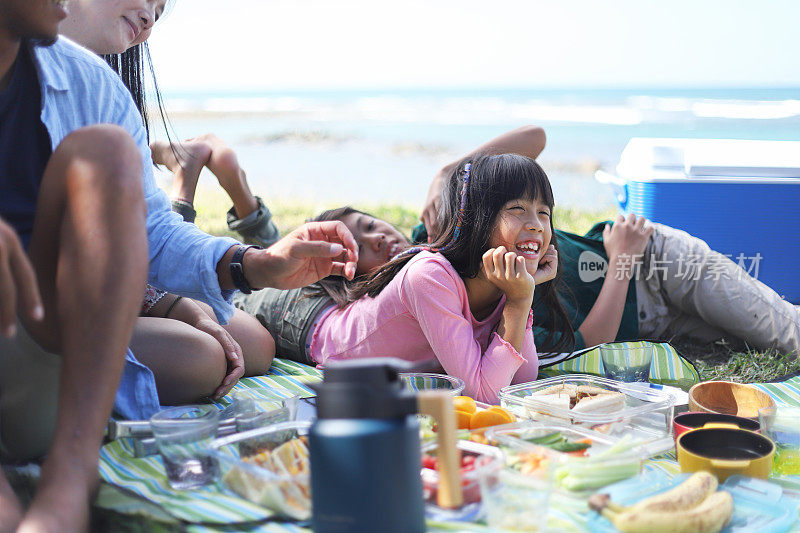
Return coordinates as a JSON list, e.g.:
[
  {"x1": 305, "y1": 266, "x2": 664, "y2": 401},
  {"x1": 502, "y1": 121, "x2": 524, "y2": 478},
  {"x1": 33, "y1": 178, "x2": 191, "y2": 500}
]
[{"x1": 673, "y1": 411, "x2": 760, "y2": 440}]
